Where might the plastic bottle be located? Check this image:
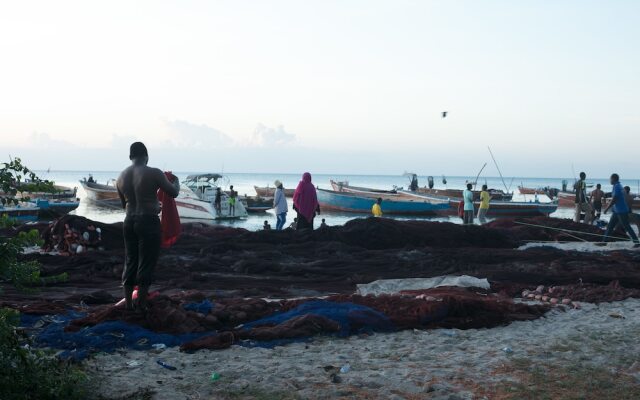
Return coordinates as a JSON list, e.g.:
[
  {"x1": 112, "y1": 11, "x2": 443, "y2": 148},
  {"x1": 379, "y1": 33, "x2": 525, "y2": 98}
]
[
  {"x1": 210, "y1": 372, "x2": 220, "y2": 382},
  {"x1": 156, "y1": 360, "x2": 177, "y2": 370}
]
